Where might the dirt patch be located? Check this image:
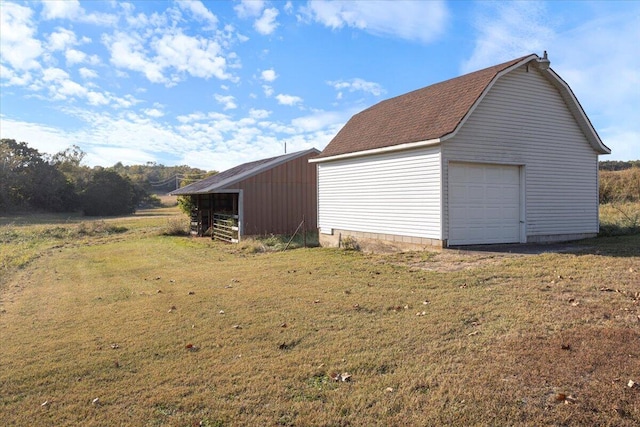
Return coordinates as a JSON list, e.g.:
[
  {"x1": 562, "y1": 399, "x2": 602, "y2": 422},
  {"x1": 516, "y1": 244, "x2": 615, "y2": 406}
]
[
  {"x1": 395, "y1": 242, "x2": 595, "y2": 272},
  {"x1": 407, "y1": 251, "x2": 526, "y2": 272}
]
